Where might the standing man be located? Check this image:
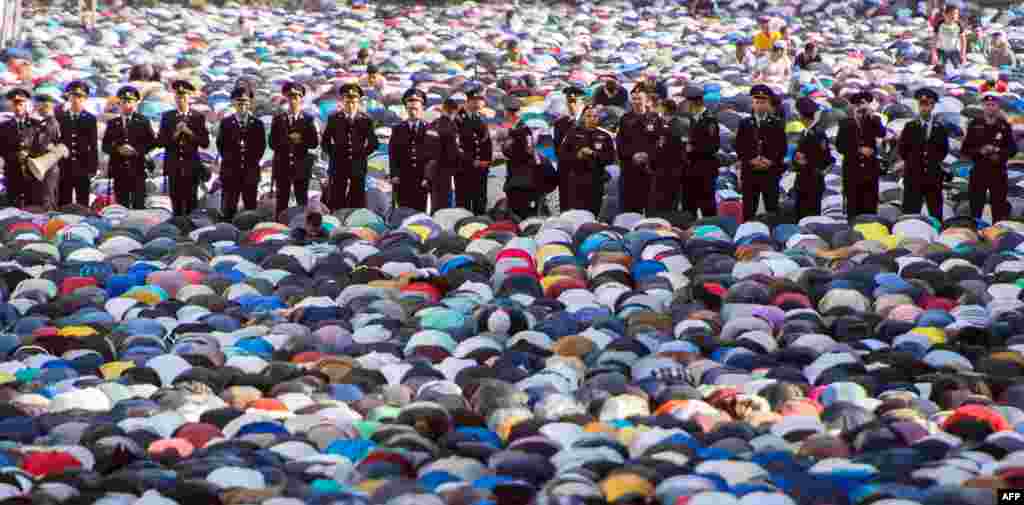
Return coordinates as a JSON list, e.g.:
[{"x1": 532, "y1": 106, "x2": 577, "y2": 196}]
[
  {"x1": 554, "y1": 86, "x2": 585, "y2": 214},
  {"x1": 30, "y1": 92, "x2": 62, "y2": 209},
  {"x1": 158, "y1": 80, "x2": 210, "y2": 217},
  {"x1": 269, "y1": 82, "x2": 320, "y2": 218},
  {"x1": 735, "y1": 85, "x2": 787, "y2": 221},
  {"x1": 592, "y1": 76, "x2": 628, "y2": 108},
  {"x1": 898, "y1": 88, "x2": 950, "y2": 221},
  {"x1": 217, "y1": 85, "x2": 266, "y2": 220},
  {"x1": 558, "y1": 104, "x2": 615, "y2": 215},
  {"x1": 1, "y1": 89, "x2": 56, "y2": 208},
  {"x1": 792, "y1": 97, "x2": 833, "y2": 219},
  {"x1": 681, "y1": 85, "x2": 720, "y2": 218},
  {"x1": 321, "y1": 83, "x2": 378, "y2": 211},
  {"x1": 57, "y1": 81, "x2": 98, "y2": 208},
  {"x1": 616, "y1": 84, "x2": 664, "y2": 215},
  {"x1": 455, "y1": 89, "x2": 492, "y2": 215},
  {"x1": 962, "y1": 94, "x2": 1018, "y2": 223},
  {"x1": 102, "y1": 86, "x2": 156, "y2": 209},
  {"x1": 836, "y1": 91, "x2": 886, "y2": 220},
  {"x1": 388, "y1": 88, "x2": 438, "y2": 212},
  {"x1": 430, "y1": 97, "x2": 461, "y2": 214}
]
